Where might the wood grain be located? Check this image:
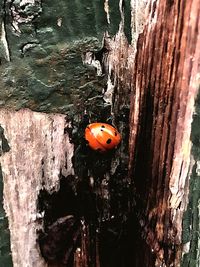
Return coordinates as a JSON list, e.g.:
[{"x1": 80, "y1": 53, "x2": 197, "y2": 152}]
[
  {"x1": 129, "y1": 0, "x2": 200, "y2": 266},
  {"x1": 0, "y1": 109, "x2": 74, "y2": 267}
]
